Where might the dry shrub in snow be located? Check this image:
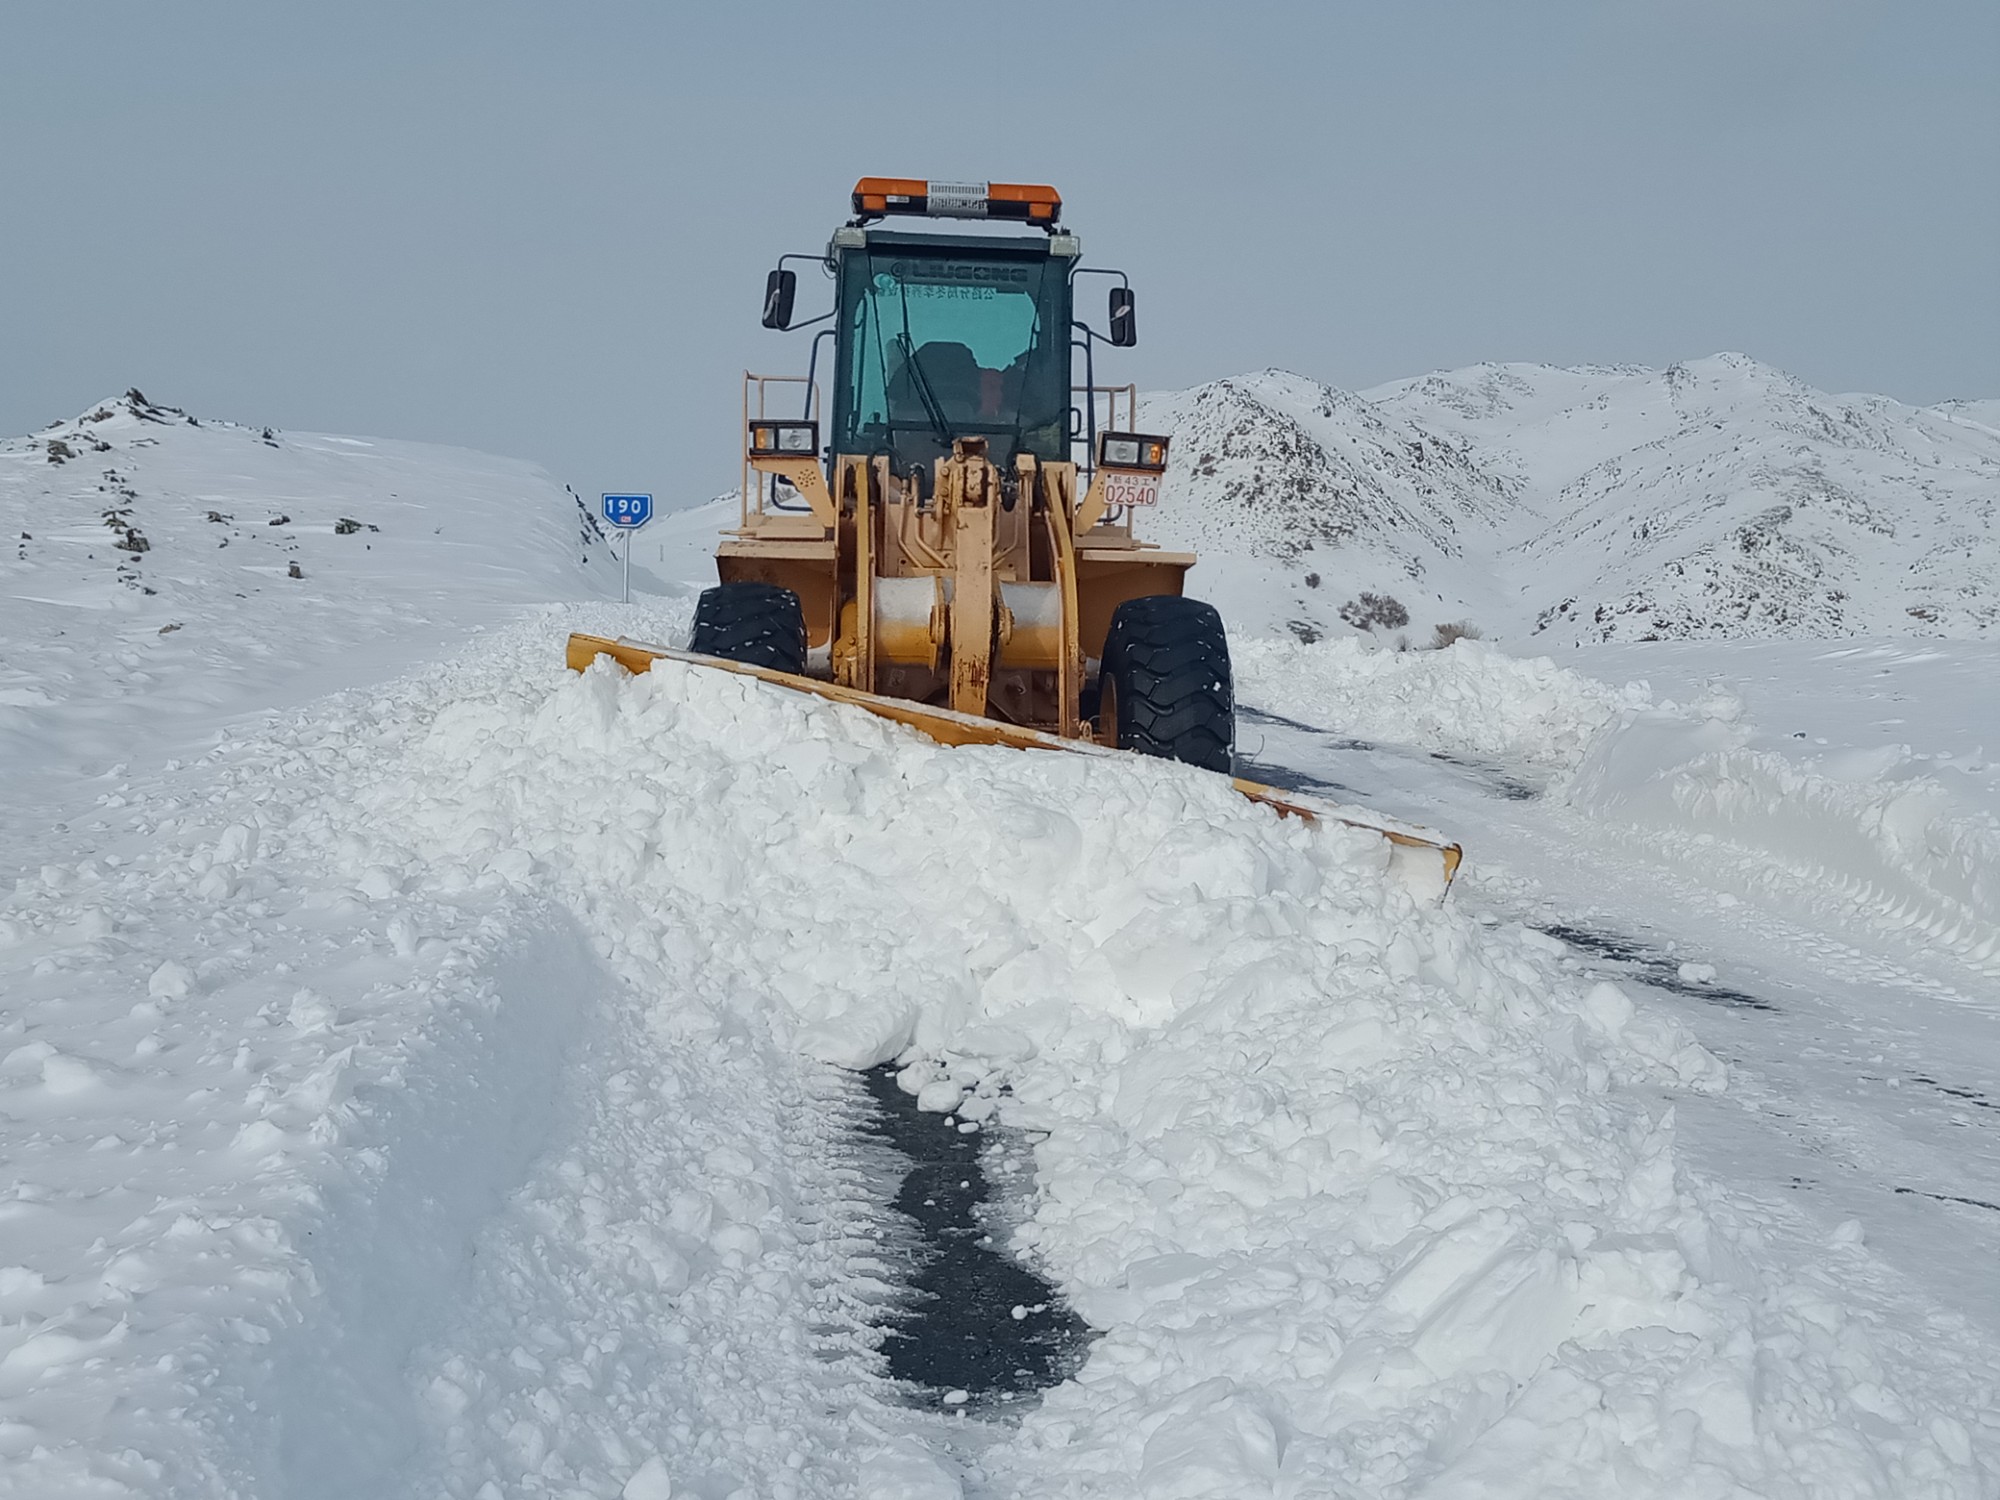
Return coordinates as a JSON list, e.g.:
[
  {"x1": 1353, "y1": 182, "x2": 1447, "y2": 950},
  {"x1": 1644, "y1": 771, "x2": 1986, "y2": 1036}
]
[{"x1": 1338, "y1": 591, "x2": 1410, "y2": 632}]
